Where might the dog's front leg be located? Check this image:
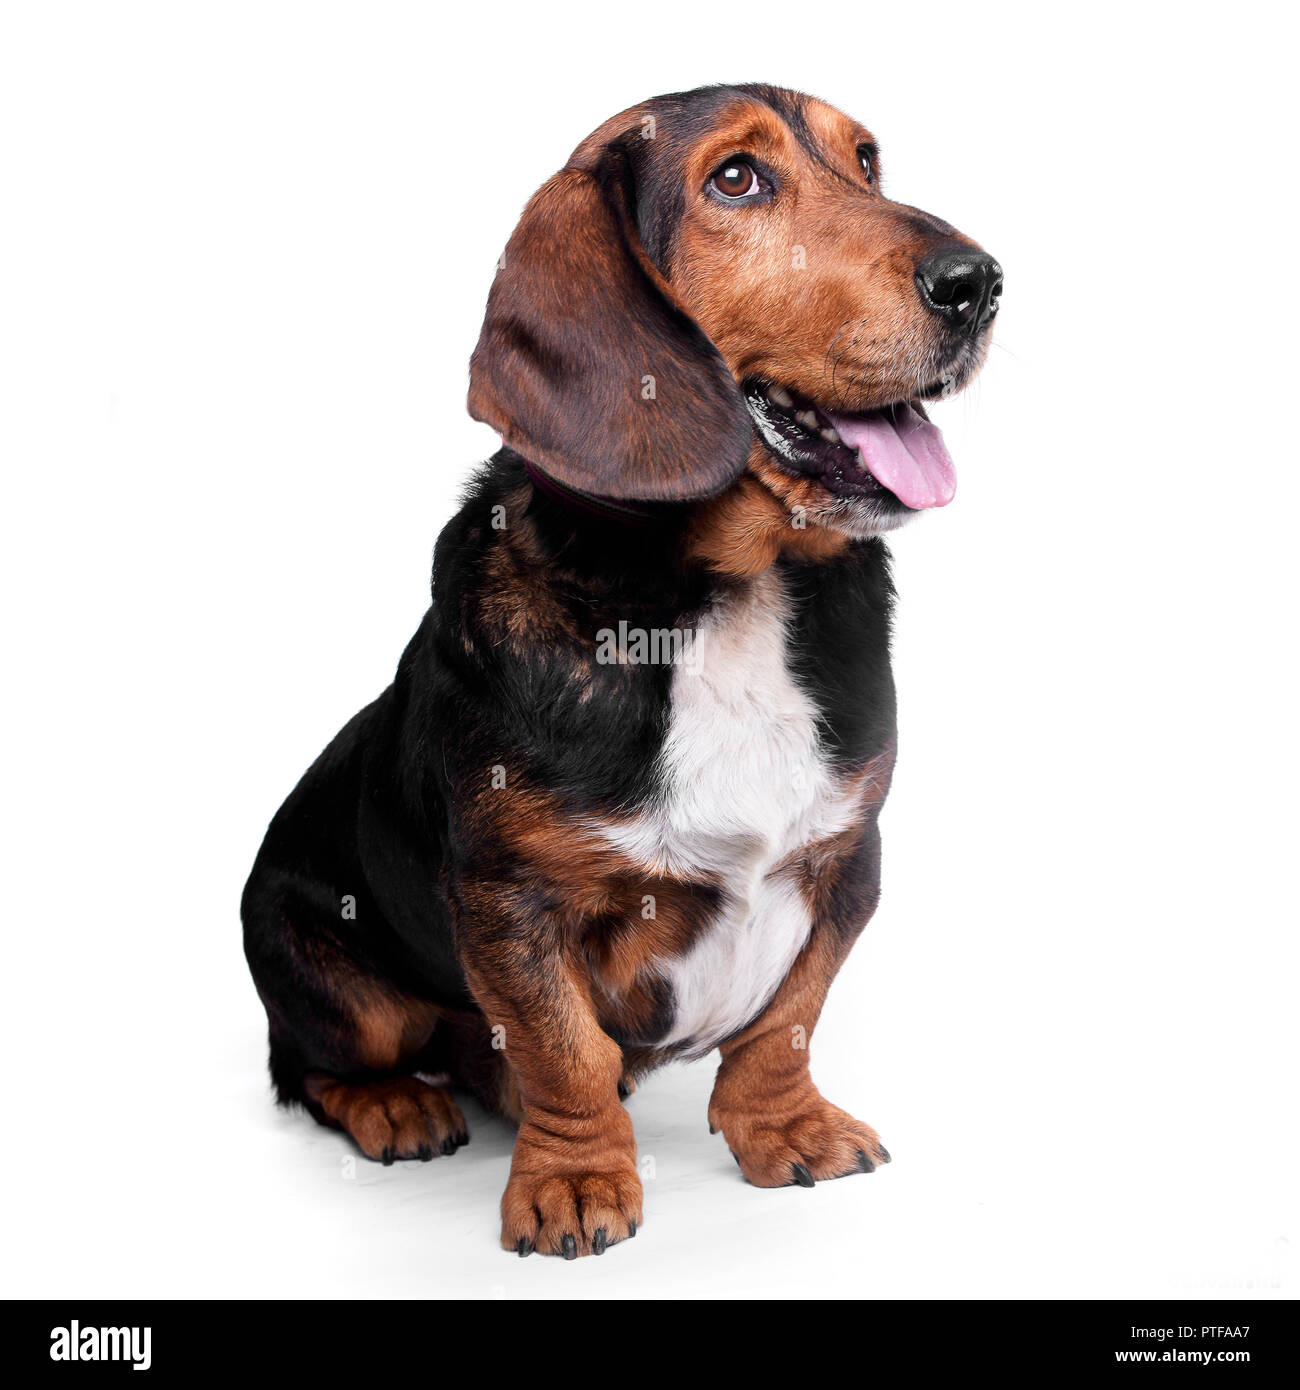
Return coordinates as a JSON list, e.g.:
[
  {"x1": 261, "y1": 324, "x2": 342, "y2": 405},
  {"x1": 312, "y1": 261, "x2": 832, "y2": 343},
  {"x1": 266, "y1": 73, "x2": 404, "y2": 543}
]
[
  {"x1": 707, "y1": 825, "x2": 892, "y2": 1188},
  {"x1": 708, "y1": 929, "x2": 891, "y2": 1187},
  {"x1": 459, "y1": 880, "x2": 641, "y2": 1258}
]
